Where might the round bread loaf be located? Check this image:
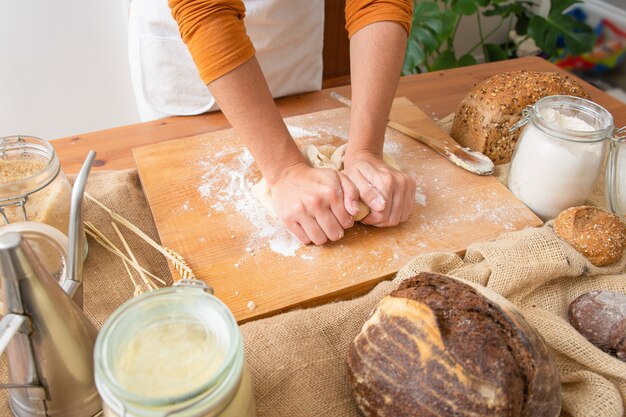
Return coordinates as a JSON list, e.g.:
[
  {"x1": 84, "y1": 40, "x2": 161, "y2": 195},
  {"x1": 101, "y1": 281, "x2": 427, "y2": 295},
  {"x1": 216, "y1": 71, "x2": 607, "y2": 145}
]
[
  {"x1": 347, "y1": 272, "x2": 561, "y2": 417},
  {"x1": 450, "y1": 71, "x2": 589, "y2": 164},
  {"x1": 554, "y1": 205, "x2": 626, "y2": 266},
  {"x1": 569, "y1": 290, "x2": 626, "y2": 361}
]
